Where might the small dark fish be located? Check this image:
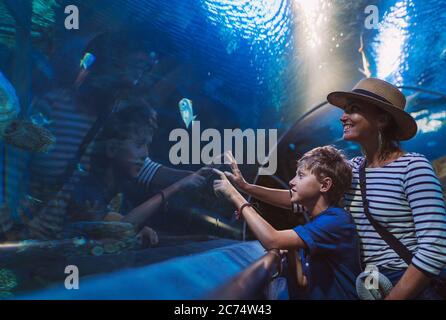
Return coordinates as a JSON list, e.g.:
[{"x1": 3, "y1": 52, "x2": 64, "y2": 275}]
[
  {"x1": 30, "y1": 112, "x2": 51, "y2": 127},
  {"x1": 26, "y1": 194, "x2": 43, "y2": 204}
]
